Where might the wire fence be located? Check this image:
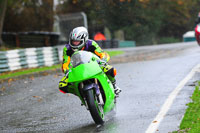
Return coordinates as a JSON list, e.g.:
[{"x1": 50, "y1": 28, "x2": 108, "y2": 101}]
[{"x1": 58, "y1": 12, "x2": 88, "y2": 43}]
